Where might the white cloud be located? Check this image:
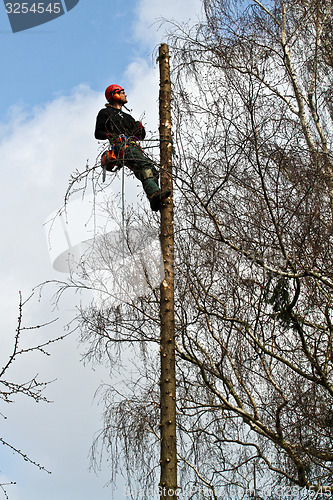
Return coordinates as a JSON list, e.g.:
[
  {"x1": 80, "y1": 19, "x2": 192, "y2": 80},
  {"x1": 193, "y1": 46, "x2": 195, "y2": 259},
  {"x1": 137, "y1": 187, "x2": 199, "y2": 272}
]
[
  {"x1": 125, "y1": 58, "x2": 159, "y2": 129},
  {"x1": 0, "y1": 85, "x2": 99, "y2": 189},
  {"x1": 133, "y1": 0, "x2": 203, "y2": 47}
]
